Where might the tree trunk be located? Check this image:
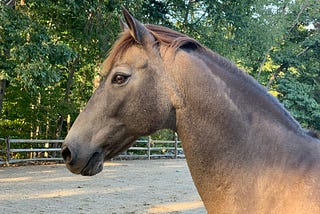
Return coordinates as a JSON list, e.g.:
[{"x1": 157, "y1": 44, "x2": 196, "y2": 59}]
[
  {"x1": 266, "y1": 63, "x2": 287, "y2": 89},
  {"x1": 5, "y1": 0, "x2": 15, "y2": 7},
  {"x1": 1, "y1": 0, "x2": 15, "y2": 118},
  {"x1": 0, "y1": 79, "x2": 6, "y2": 118},
  {"x1": 182, "y1": 0, "x2": 193, "y2": 32},
  {"x1": 55, "y1": 57, "x2": 78, "y2": 139}
]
